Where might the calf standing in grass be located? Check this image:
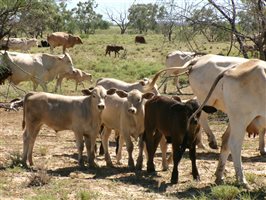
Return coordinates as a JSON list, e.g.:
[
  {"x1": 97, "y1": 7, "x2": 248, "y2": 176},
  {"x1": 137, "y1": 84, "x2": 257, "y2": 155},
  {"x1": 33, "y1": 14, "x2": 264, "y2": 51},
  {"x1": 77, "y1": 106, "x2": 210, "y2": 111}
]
[
  {"x1": 105, "y1": 45, "x2": 124, "y2": 57},
  {"x1": 144, "y1": 96, "x2": 216, "y2": 184},
  {"x1": 55, "y1": 68, "x2": 92, "y2": 92},
  {"x1": 22, "y1": 86, "x2": 110, "y2": 168}
]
